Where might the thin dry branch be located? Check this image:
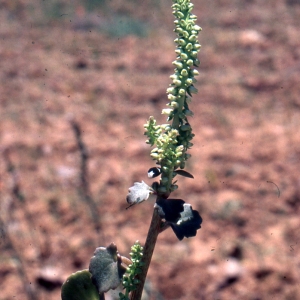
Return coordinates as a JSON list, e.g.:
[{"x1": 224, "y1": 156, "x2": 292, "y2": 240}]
[
  {"x1": 70, "y1": 120, "x2": 102, "y2": 237},
  {"x1": 0, "y1": 215, "x2": 39, "y2": 300}
]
